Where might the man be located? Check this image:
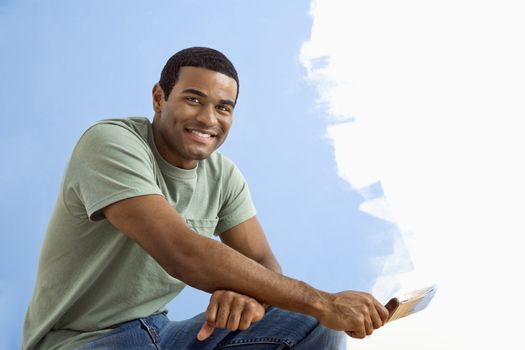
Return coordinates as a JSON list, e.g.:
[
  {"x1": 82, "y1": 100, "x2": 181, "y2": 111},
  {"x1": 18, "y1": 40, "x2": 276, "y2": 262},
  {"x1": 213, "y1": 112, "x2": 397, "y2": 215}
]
[{"x1": 23, "y1": 47, "x2": 389, "y2": 349}]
